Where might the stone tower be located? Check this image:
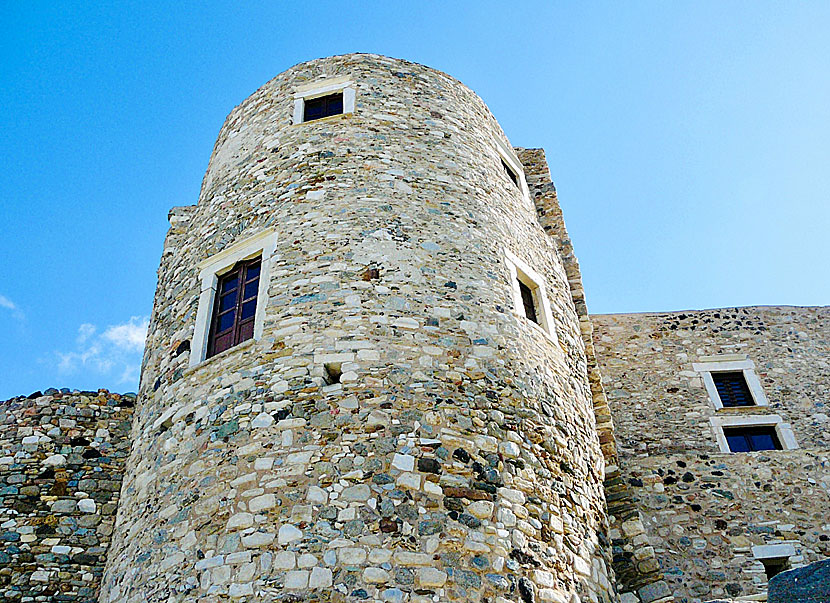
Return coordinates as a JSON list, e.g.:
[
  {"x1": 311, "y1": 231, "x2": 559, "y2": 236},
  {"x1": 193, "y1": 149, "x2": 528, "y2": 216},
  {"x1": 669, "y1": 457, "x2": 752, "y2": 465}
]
[{"x1": 100, "y1": 54, "x2": 616, "y2": 603}]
